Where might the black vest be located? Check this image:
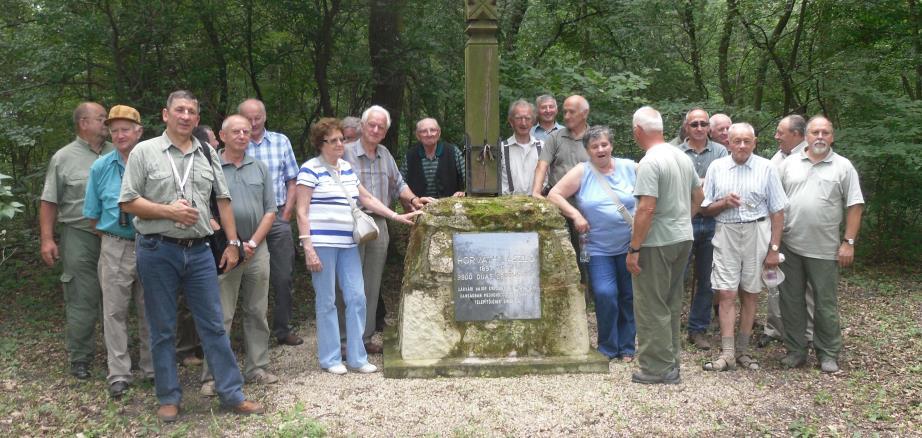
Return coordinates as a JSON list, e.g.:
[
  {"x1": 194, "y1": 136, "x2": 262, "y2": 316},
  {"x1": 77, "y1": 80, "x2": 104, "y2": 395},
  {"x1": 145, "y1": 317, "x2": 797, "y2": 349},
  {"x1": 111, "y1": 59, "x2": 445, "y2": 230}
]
[{"x1": 406, "y1": 142, "x2": 461, "y2": 198}]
